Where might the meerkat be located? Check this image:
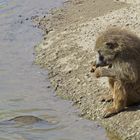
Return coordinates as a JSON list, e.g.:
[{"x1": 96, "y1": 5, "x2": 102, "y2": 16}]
[{"x1": 91, "y1": 27, "x2": 140, "y2": 118}]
